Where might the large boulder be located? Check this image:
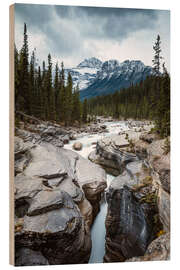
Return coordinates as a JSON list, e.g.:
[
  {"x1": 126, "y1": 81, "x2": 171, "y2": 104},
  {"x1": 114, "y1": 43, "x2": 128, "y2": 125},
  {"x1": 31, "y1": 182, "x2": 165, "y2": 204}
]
[
  {"x1": 126, "y1": 232, "x2": 170, "y2": 262},
  {"x1": 15, "y1": 191, "x2": 91, "y2": 265},
  {"x1": 15, "y1": 248, "x2": 49, "y2": 266},
  {"x1": 104, "y1": 185, "x2": 152, "y2": 262},
  {"x1": 104, "y1": 160, "x2": 162, "y2": 262},
  {"x1": 139, "y1": 132, "x2": 158, "y2": 144},
  {"x1": 73, "y1": 142, "x2": 83, "y2": 151},
  {"x1": 147, "y1": 139, "x2": 170, "y2": 231},
  {"x1": 14, "y1": 139, "x2": 107, "y2": 265},
  {"x1": 14, "y1": 137, "x2": 33, "y2": 175},
  {"x1": 89, "y1": 134, "x2": 138, "y2": 176},
  {"x1": 62, "y1": 147, "x2": 107, "y2": 219},
  {"x1": 133, "y1": 135, "x2": 170, "y2": 232}
]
